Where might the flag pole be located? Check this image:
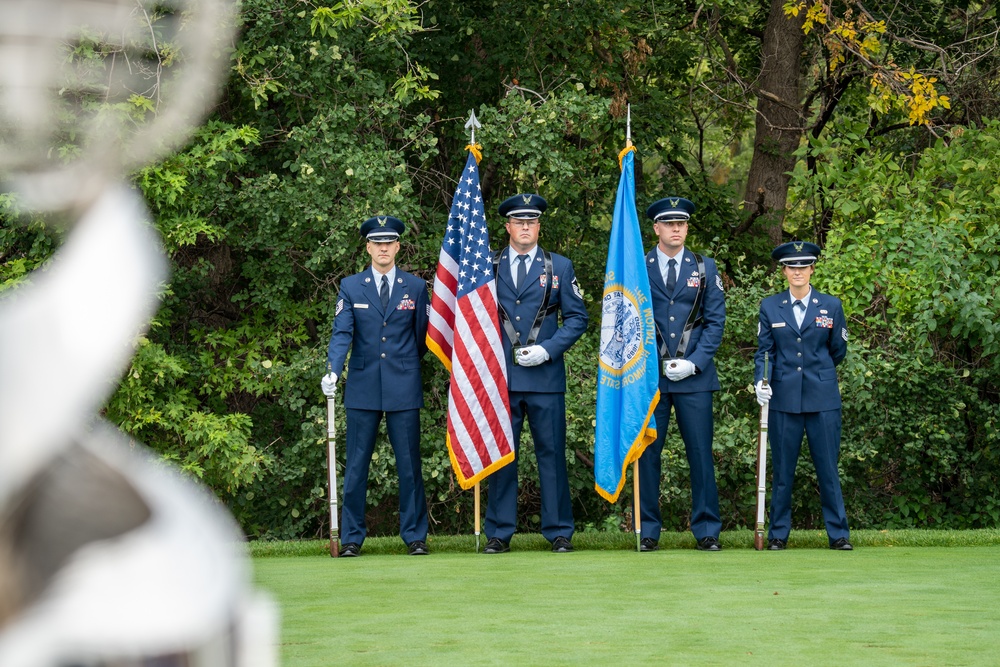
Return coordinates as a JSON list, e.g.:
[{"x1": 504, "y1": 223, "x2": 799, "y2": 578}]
[
  {"x1": 465, "y1": 109, "x2": 483, "y2": 554},
  {"x1": 474, "y1": 481, "x2": 481, "y2": 553},
  {"x1": 625, "y1": 103, "x2": 641, "y2": 552},
  {"x1": 632, "y1": 461, "x2": 641, "y2": 552}
]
